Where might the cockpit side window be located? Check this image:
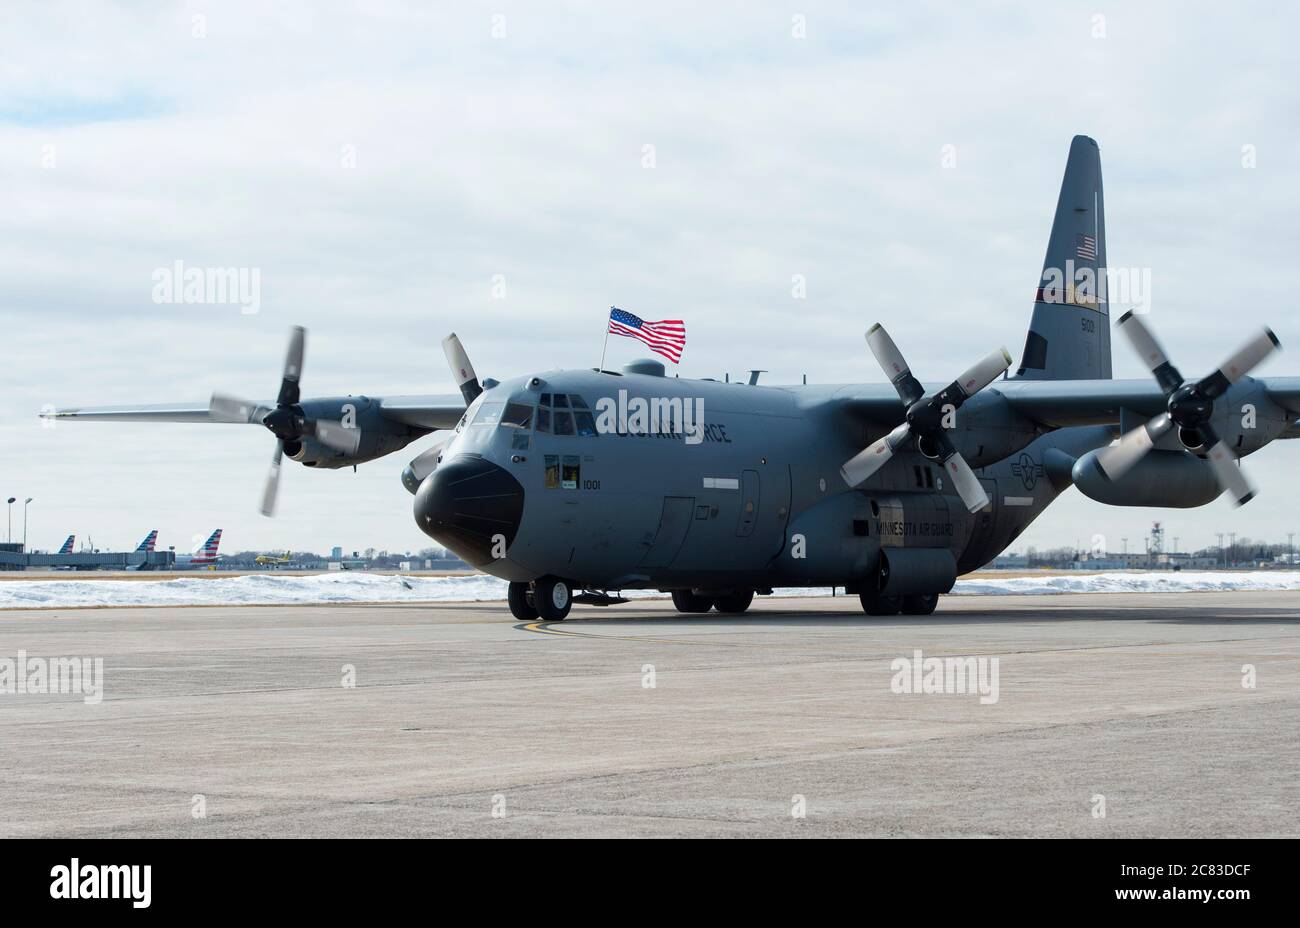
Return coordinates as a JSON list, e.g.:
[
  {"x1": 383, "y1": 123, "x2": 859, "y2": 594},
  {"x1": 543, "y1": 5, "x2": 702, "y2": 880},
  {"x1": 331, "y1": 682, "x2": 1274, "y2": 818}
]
[{"x1": 500, "y1": 402, "x2": 533, "y2": 429}]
